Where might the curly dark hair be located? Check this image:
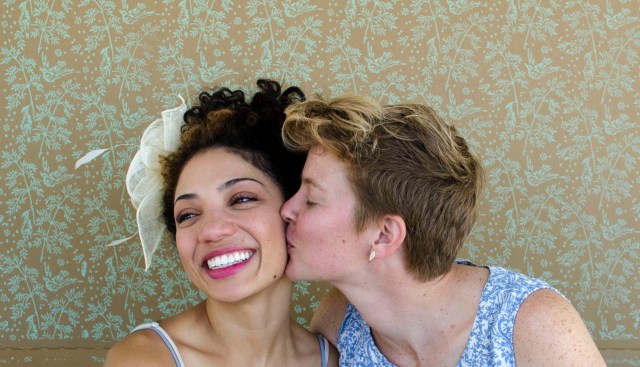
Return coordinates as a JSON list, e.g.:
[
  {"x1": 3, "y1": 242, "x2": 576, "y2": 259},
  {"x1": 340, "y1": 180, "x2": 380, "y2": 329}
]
[{"x1": 161, "y1": 79, "x2": 306, "y2": 236}]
